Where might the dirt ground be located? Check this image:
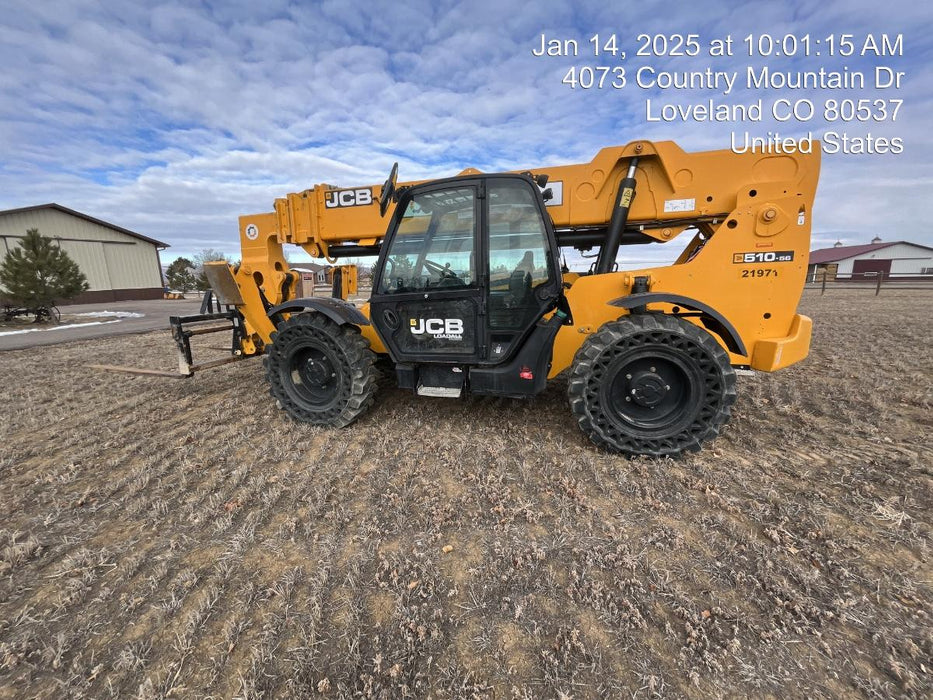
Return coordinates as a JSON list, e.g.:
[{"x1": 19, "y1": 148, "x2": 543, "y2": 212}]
[{"x1": 1, "y1": 290, "x2": 930, "y2": 699}]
